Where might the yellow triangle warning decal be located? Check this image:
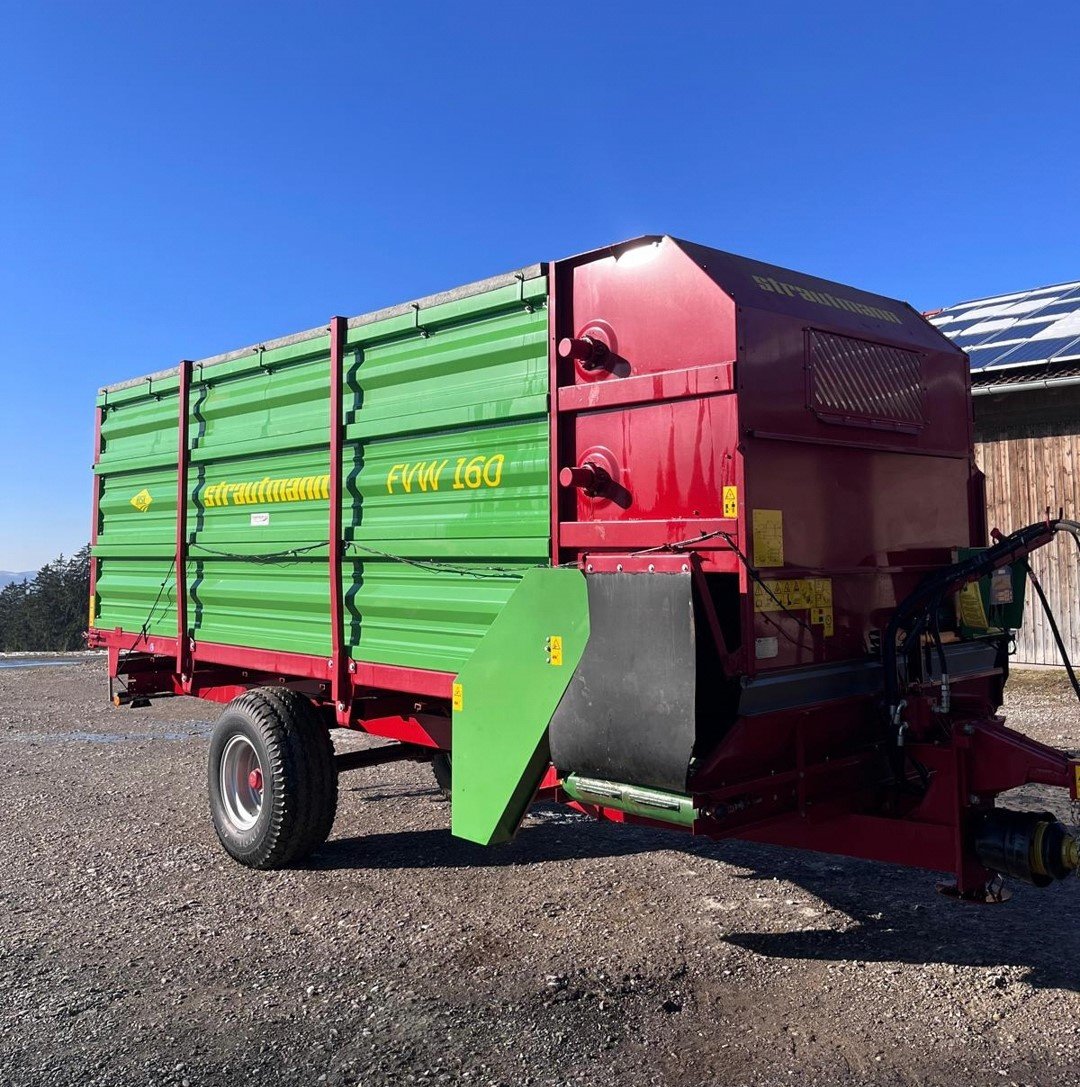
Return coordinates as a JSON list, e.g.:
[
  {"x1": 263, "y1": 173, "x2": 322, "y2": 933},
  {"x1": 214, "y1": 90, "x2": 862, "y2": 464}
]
[{"x1": 130, "y1": 488, "x2": 153, "y2": 512}]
